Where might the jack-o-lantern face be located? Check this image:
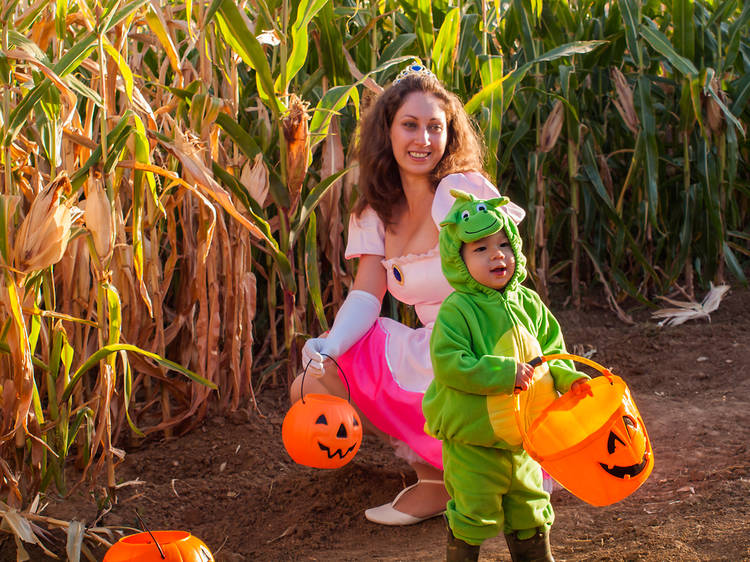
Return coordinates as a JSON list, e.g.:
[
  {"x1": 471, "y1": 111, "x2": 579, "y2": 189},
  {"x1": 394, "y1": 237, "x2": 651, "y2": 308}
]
[
  {"x1": 524, "y1": 374, "x2": 653, "y2": 506},
  {"x1": 599, "y1": 413, "x2": 649, "y2": 479},
  {"x1": 282, "y1": 394, "x2": 363, "y2": 469}
]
